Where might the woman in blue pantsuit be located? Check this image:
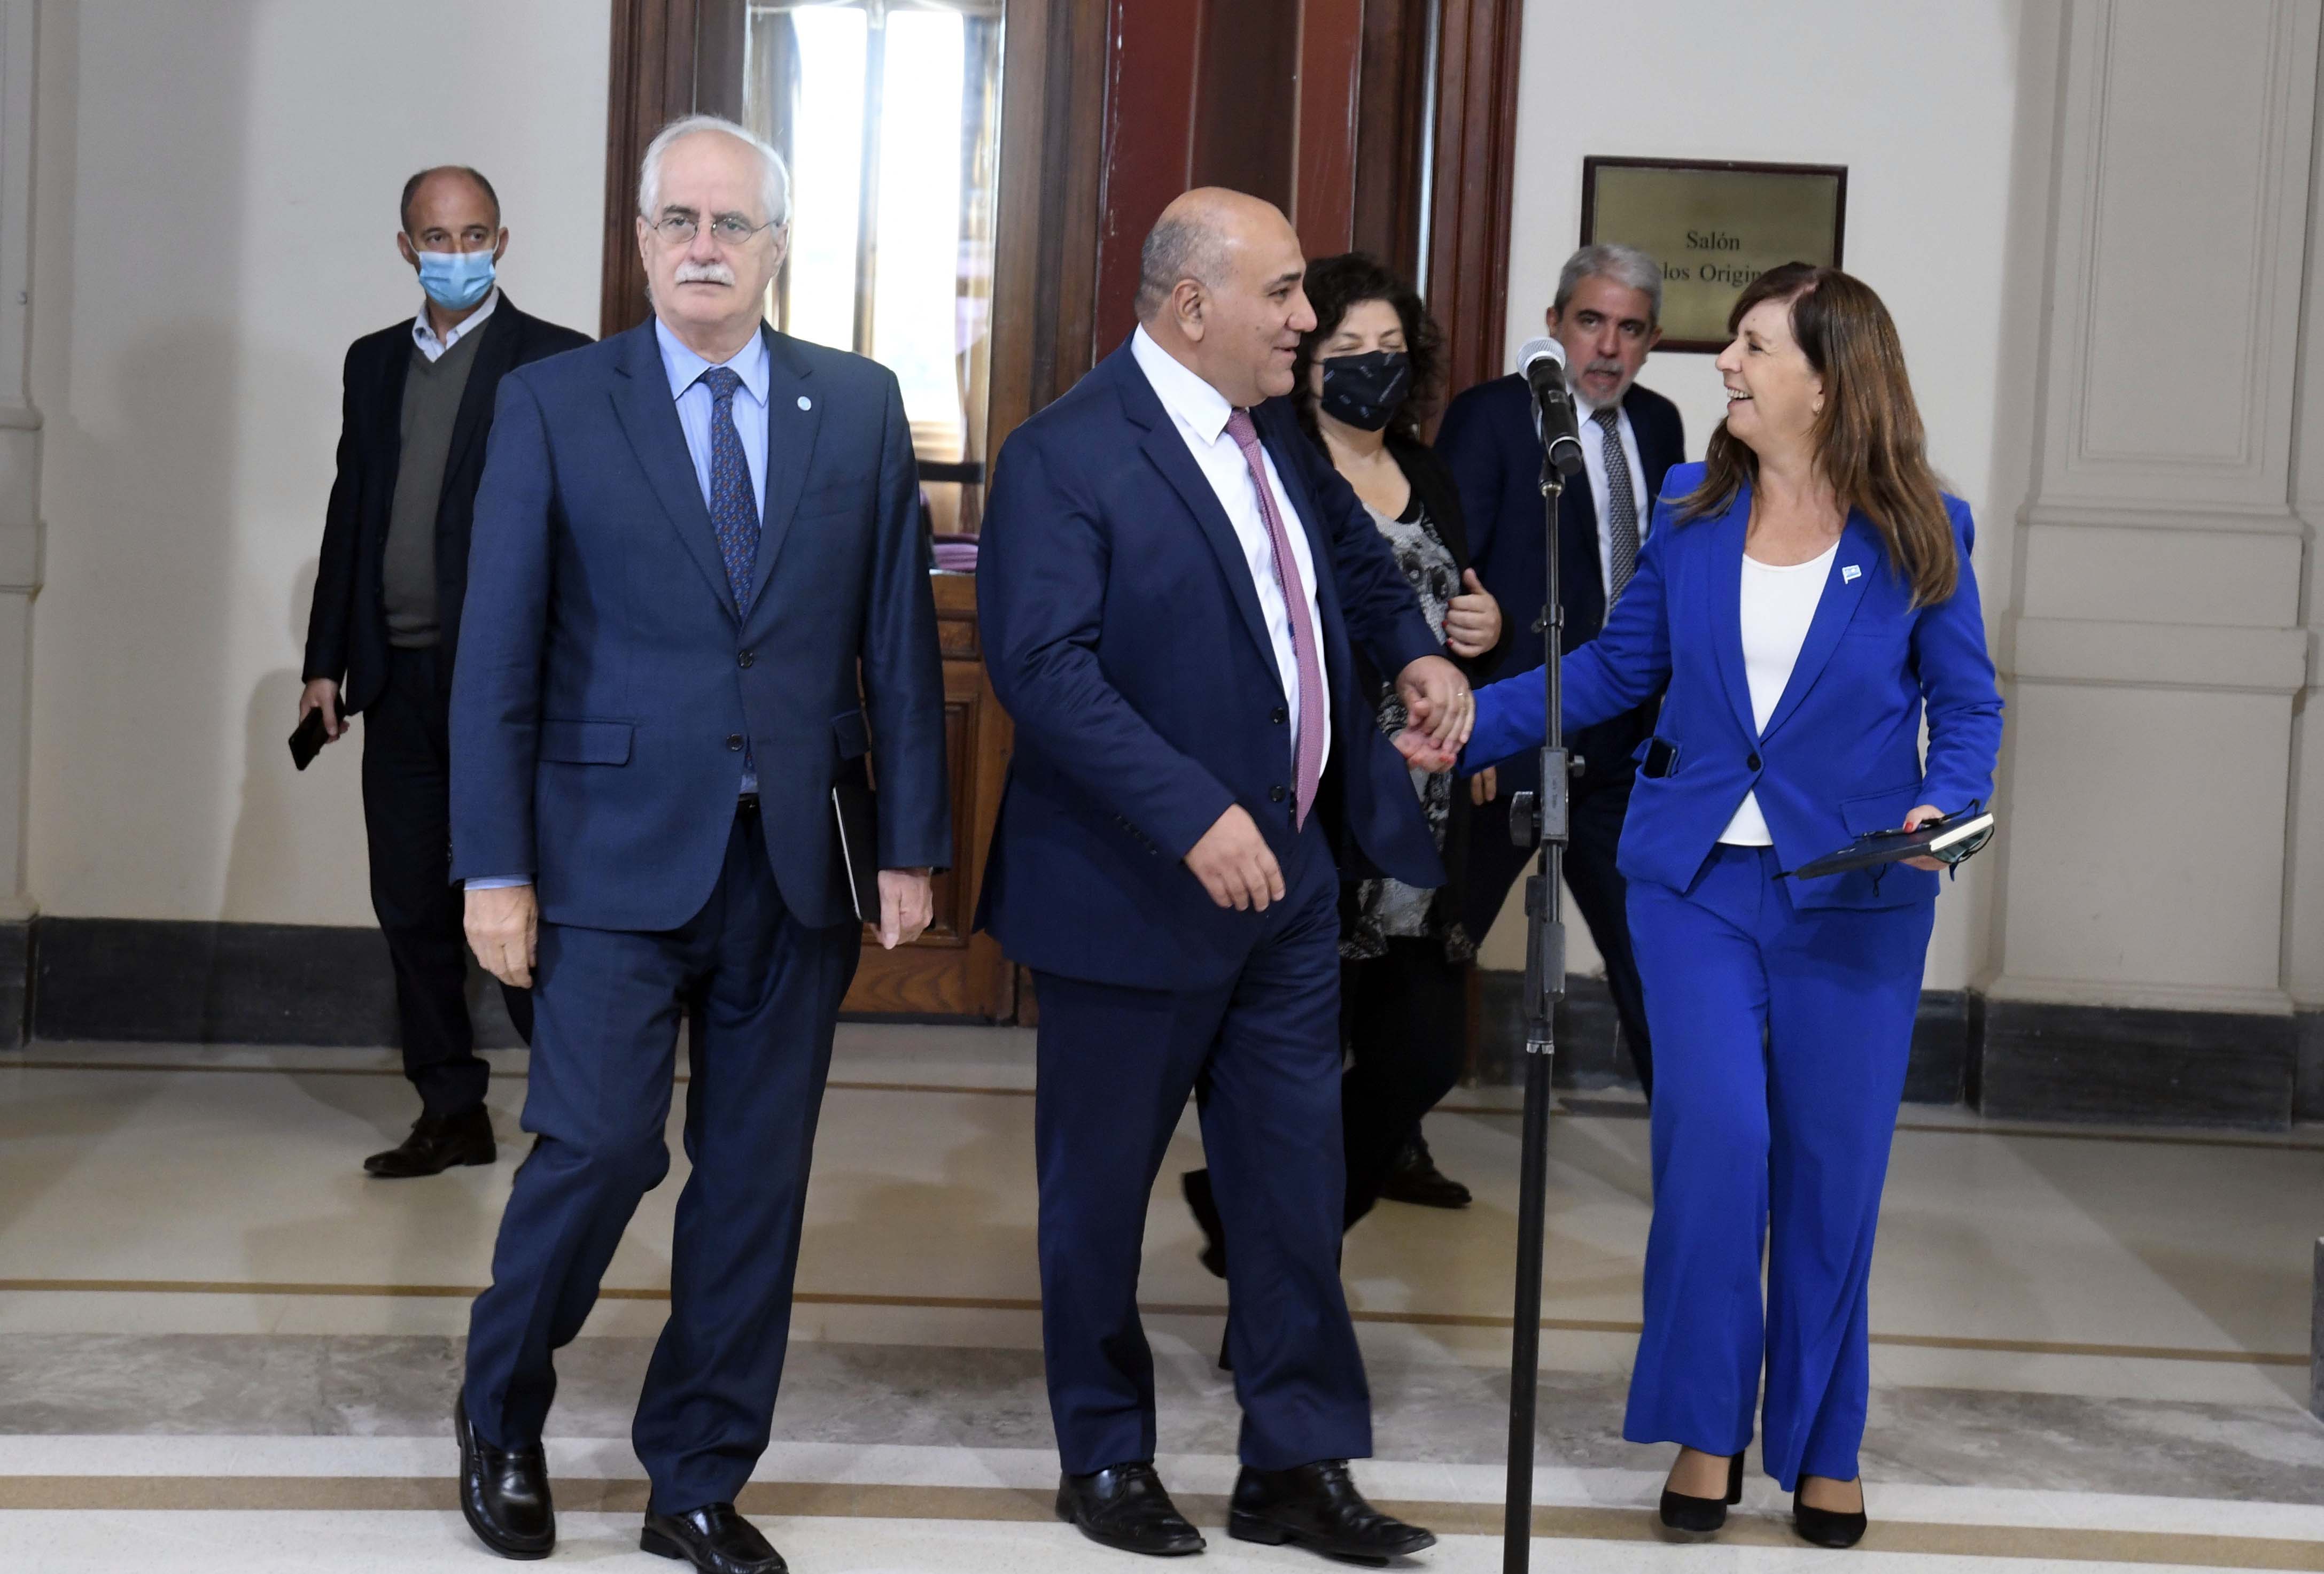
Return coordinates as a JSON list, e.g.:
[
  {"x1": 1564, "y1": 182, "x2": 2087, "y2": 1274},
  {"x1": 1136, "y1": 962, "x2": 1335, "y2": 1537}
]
[{"x1": 1410, "y1": 265, "x2": 2002, "y2": 1547}]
